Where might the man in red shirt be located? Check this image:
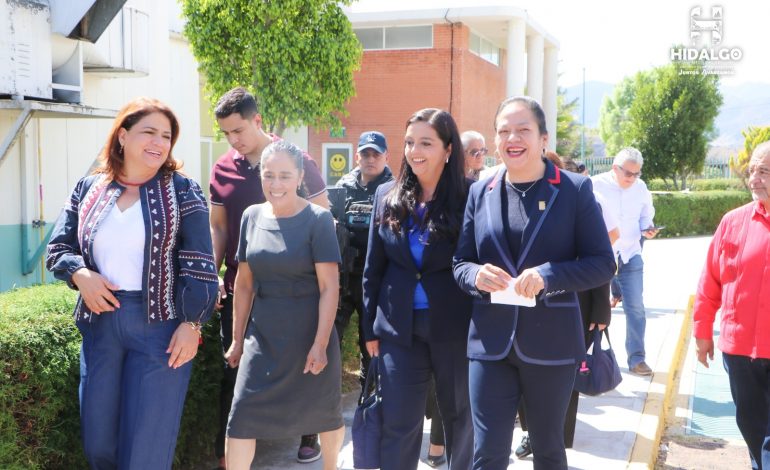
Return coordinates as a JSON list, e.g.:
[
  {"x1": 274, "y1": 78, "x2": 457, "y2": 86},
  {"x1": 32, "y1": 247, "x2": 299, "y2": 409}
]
[
  {"x1": 209, "y1": 87, "x2": 329, "y2": 468},
  {"x1": 694, "y1": 141, "x2": 770, "y2": 470}
]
